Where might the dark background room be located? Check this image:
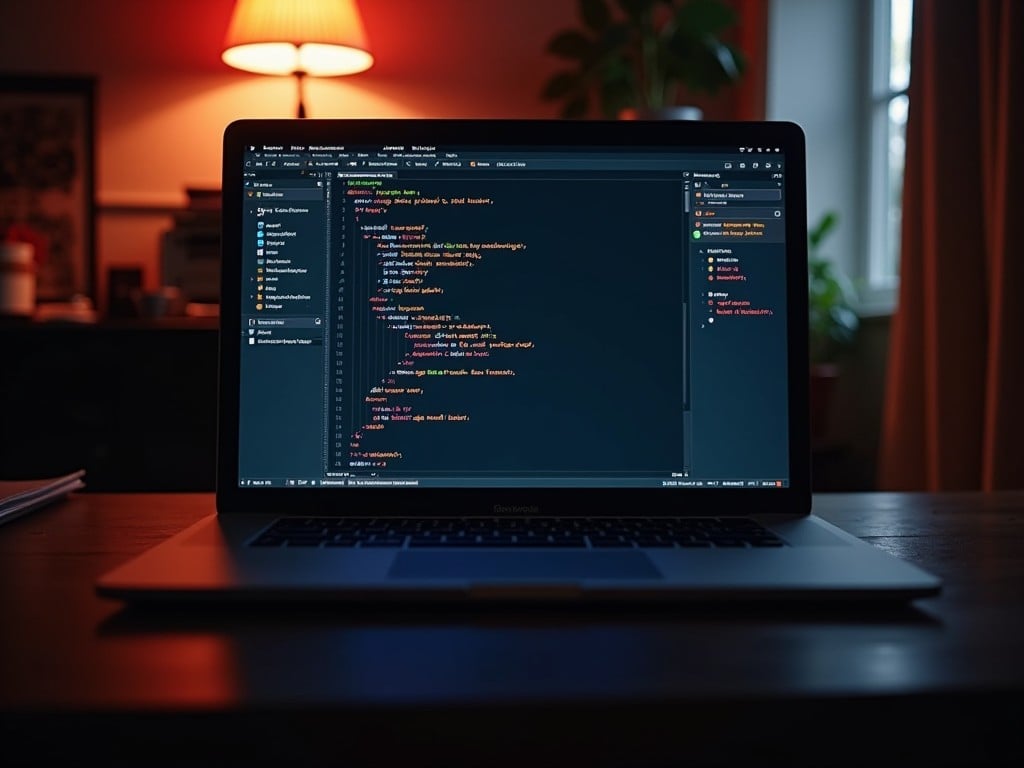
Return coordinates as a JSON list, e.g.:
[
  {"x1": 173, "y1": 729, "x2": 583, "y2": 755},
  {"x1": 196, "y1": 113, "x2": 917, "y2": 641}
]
[
  {"x1": 3, "y1": 3, "x2": 1024, "y2": 767},
  {"x1": 0, "y1": 0, "x2": 1020, "y2": 487}
]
